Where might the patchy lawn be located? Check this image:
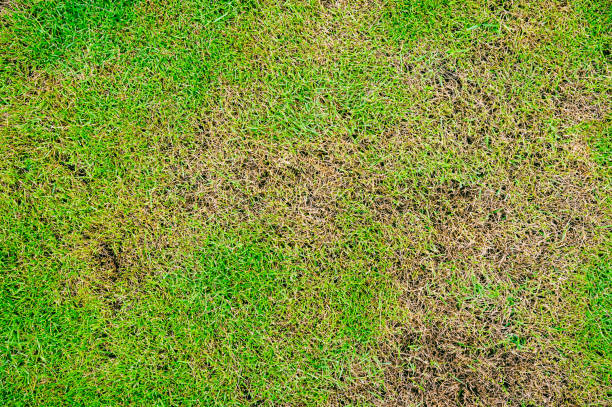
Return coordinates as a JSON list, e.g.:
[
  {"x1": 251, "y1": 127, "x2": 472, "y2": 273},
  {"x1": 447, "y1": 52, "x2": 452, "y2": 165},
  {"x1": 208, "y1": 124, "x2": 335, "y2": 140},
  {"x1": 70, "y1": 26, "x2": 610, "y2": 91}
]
[{"x1": 0, "y1": 0, "x2": 610, "y2": 405}]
